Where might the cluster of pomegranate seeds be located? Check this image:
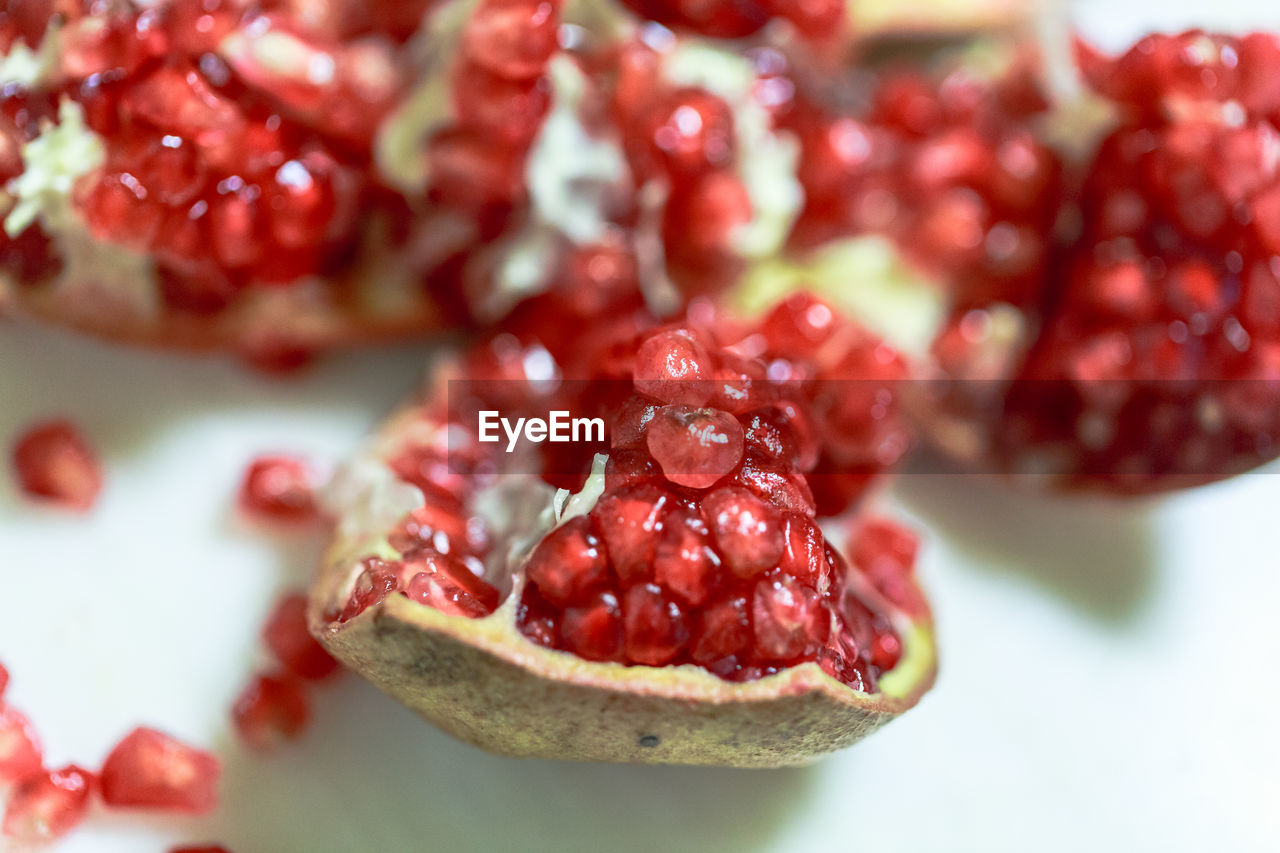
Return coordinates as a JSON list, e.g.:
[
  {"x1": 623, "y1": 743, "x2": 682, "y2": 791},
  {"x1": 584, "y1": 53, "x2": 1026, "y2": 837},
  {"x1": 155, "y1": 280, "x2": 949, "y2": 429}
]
[
  {"x1": 1, "y1": 665, "x2": 220, "y2": 844},
  {"x1": 99, "y1": 727, "x2": 220, "y2": 813},
  {"x1": 785, "y1": 52, "x2": 1062, "y2": 314},
  {"x1": 983, "y1": 32, "x2": 1280, "y2": 488},
  {"x1": 9, "y1": 419, "x2": 103, "y2": 512},
  {"x1": 232, "y1": 591, "x2": 340, "y2": 752},
  {"x1": 340, "y1": 295, "x2": 914, "y2": 691},
  {"x1": 237, "y1": 455, "x2": 320, "y2": 523}
]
